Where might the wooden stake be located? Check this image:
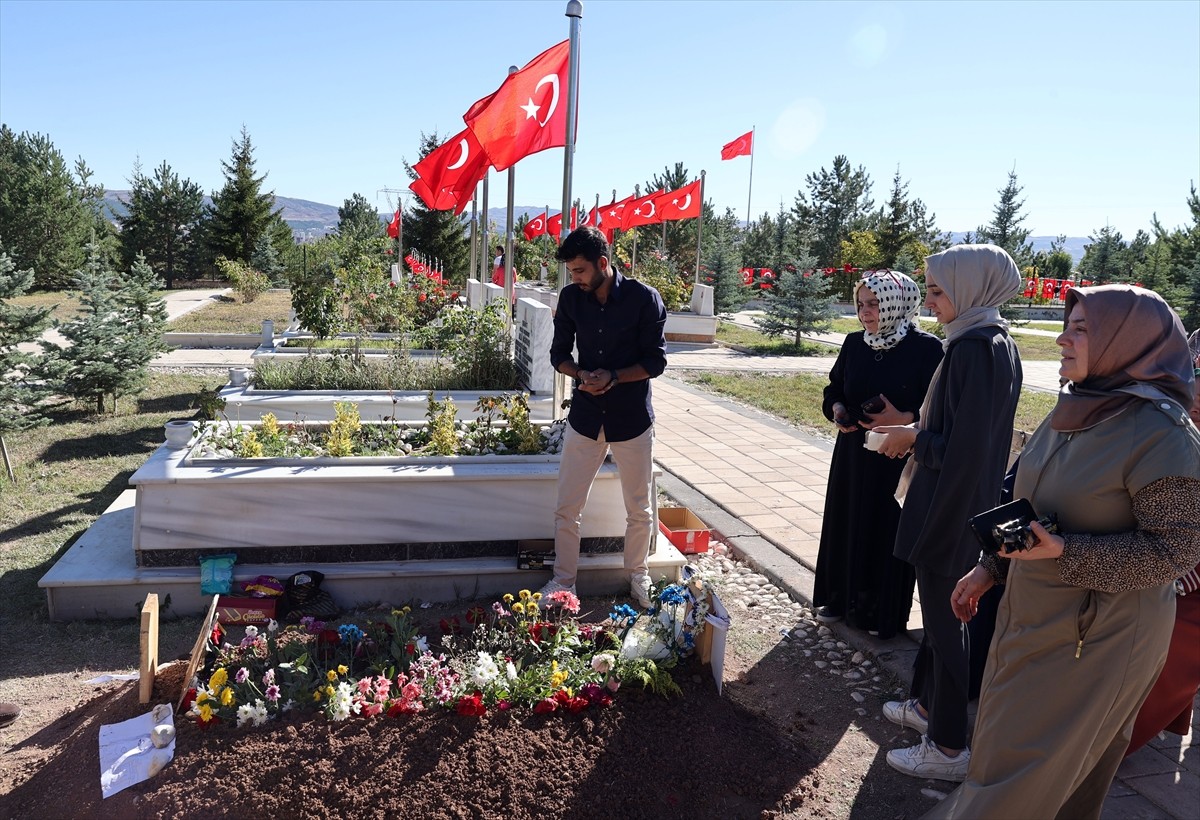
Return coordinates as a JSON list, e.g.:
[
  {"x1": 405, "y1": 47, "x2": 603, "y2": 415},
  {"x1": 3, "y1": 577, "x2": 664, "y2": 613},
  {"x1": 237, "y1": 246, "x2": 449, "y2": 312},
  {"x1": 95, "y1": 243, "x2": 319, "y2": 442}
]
[
  {"x1": 176, "y1": 595, "x2": 221, "y2": 712},
  {"x1": 139, "y1": 594, "x2": 159, "y2": 704},
  {"x1": 1, "y1": 435, "x2": 14, "y2": 483}
]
